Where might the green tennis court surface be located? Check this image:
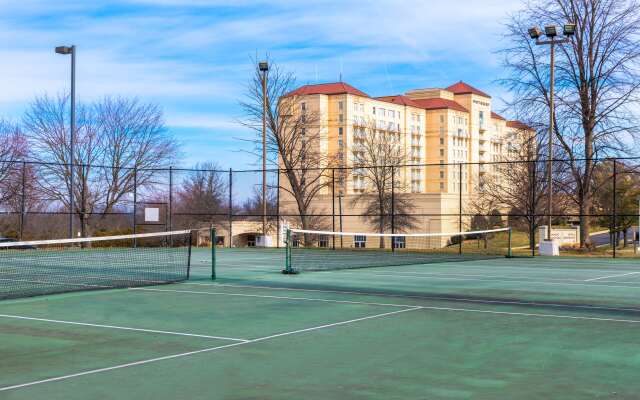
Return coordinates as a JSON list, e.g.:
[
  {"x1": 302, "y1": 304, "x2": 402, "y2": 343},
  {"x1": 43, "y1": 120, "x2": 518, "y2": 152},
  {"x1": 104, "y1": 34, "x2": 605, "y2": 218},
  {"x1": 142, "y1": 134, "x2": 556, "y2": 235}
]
[{"x1": 2, "y1": 248, "x2": 640, "y2": 399}]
